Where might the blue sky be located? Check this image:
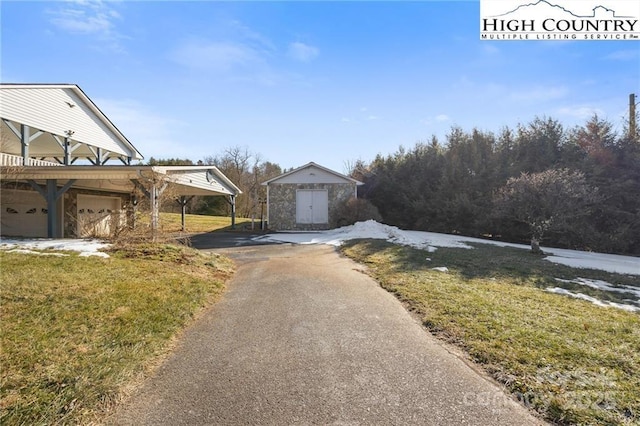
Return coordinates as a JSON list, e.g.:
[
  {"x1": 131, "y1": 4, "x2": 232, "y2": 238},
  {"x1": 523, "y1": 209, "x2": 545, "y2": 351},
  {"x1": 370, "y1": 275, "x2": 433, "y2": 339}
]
[{"x1": 2, "y1": 1, "x2": 638, "y2": 173}]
